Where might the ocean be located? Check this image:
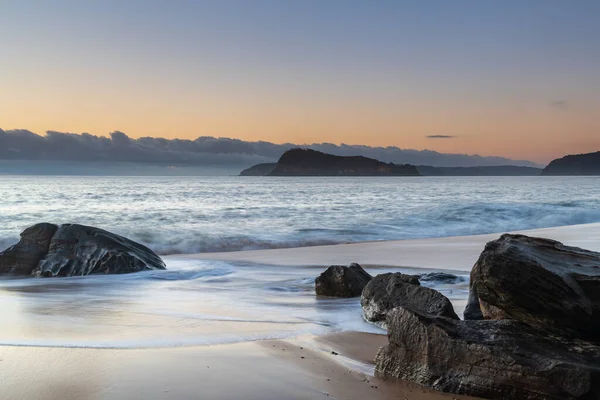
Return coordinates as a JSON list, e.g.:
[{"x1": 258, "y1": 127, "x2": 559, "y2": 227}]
[
  {"x1": 0, "y1": 175, "x2": 599, "y2": 348},
  {"x1": 2, "y1": 175, "x2": 600, "y2": 254}
]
